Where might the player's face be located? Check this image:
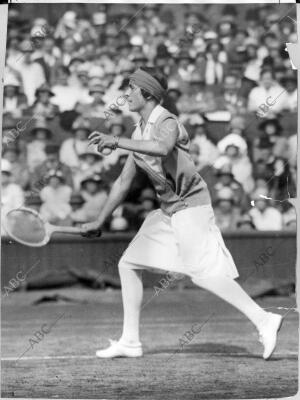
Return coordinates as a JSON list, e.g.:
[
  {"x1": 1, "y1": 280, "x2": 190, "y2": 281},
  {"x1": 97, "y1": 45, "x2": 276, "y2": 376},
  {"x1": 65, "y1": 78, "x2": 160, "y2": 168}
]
[{"x1": 125, "y1": 82, "x2": 145, "y2": 112}]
